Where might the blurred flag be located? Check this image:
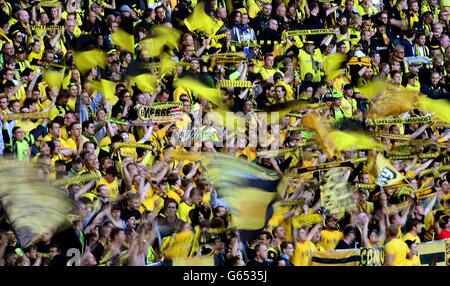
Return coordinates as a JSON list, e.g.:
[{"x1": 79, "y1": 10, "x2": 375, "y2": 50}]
[
  {"x1": 418, "y1": 96, "x2": 450, "y2": 123},
  {"x1": 90, "y1": 79, "x2": 117, "y2": 103},
  {"x1": 184, "y1": 2, "x2": 224, "y2": 36},
  {"x1": 159, "y1": 53, "x2": 176, "y2": 75},
  {"x1": 201, "y1": 153, "x2": 287, "y2": 241},
  {"x1": 328, "y1": 131, "x2": 383, "y2": 152},
  {"x1": 73, "y1": 49, "x2": 107, "y2": 74},
  {"x1": 368, "y1": 91, "x2": 417, "y2": 118},
  {"x1": 174, "y1": 78, "x2": 224, "y2": 106},
  {"x1": 140, "y1": 25, "x2": 181, "y2": 58},
  {"x1": 301, "y1": 112, "x2": 334, "y2": 158},
  {"x1": 129, "y1": 74, "x2": 157, "y2": 93},
  {"x1": 356, "y1": 80, "x2": 387, "y2": 99},
  {"x1": 323, "y1": 53, "x2": 347, "y2": 80},
  {"x1": 112, "y1": 28, "x2": 135, "y2": 53},
  {"x1": 0, "y1": 162, "x2": 73, "y2": 247}
]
